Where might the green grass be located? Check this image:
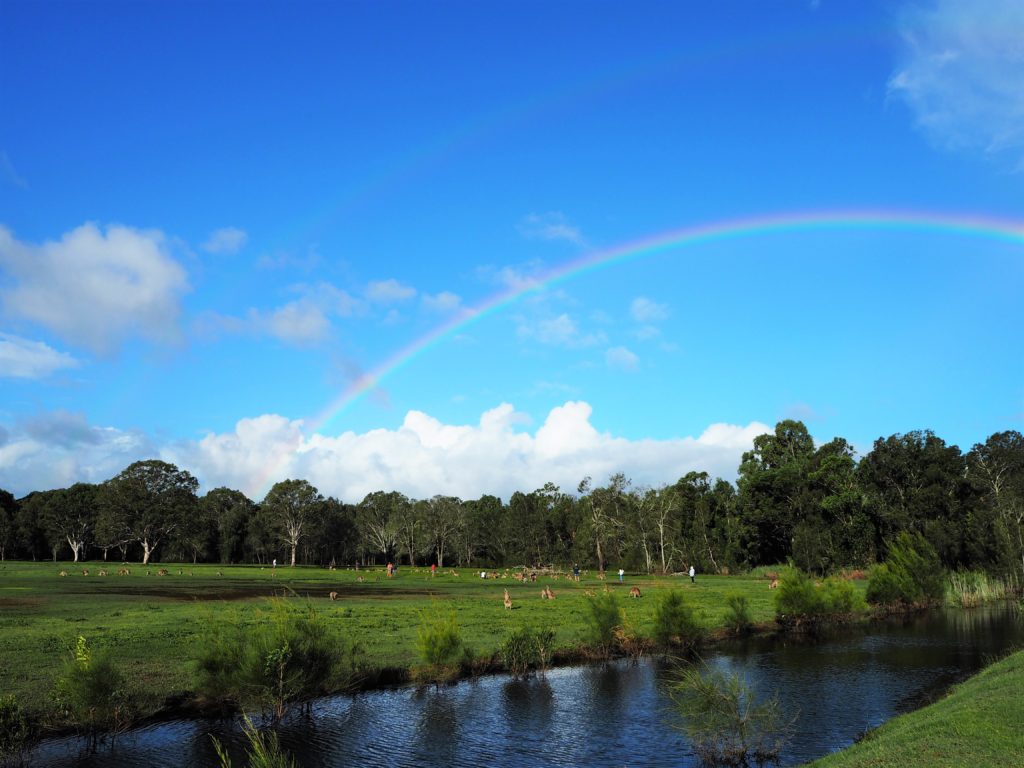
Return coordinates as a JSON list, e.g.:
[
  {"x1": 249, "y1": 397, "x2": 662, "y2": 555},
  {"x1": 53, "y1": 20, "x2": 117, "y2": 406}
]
[
  {"x1": 808, "y1": 647, "x2": 1024, "y2": 768},
  {"x1": 0, "y1": 561, "x2": 789, "y2": 718}
]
